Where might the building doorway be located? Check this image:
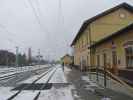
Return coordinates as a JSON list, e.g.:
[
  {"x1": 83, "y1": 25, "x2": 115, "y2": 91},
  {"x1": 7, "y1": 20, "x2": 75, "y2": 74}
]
[
  {"x1": 103, "y1": 53, "x2": 107, "y2": 87},
  {"x1": 97, "y1": 55, "x2": 100, "y2": 67},
  {"x1": 103, "y1": 53, "x2": 107, "y2": 67},
  {"x1": 96, "y1": 55, "x2": 100, "y2": 81},
  {"x1": 112, "y1": 51, "x2": 118, "y2": 75}
]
